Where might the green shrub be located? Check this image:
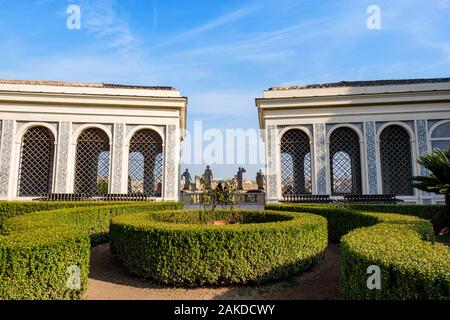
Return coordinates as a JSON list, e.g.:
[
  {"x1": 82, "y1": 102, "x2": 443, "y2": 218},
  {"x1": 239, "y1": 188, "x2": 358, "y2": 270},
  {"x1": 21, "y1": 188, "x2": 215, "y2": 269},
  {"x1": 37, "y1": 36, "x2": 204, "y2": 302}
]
[
  {"x1": 267, "y1": 203, "x2": 450, "y2": 300},
  {"x1": 110, "y1": 209, "x2": 328, "y2": 287},
  {"x1": 0, "y1": 202, "x2": 183, "y2": 300},
  {"x1": 266, "y1": 204, "x2": 378, "y2": 242},
  {"x1": 341, "y1": 224, "x2": 450, "y2": 299},
  {"x1": 340, "y1": 204, "x2": 444, "y2": 220},
  {"x1": 267, "y1": 203, "x2": 443, "y2": 220},
  {"x1": 0, "y1": 201, "x2": 117, "y2": 221}
]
